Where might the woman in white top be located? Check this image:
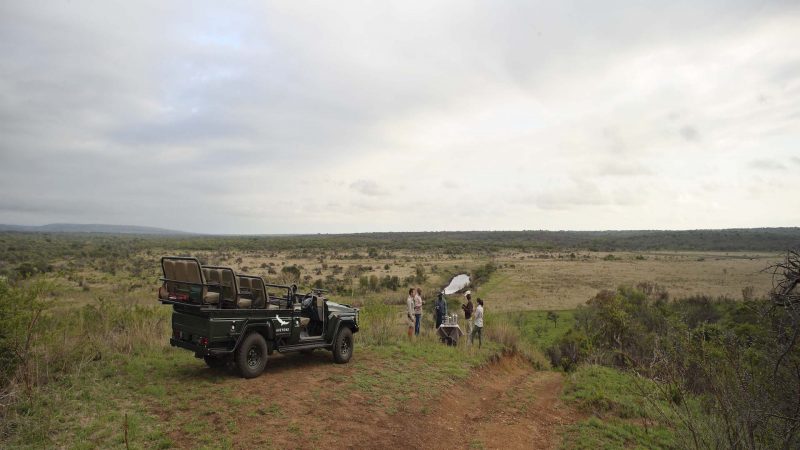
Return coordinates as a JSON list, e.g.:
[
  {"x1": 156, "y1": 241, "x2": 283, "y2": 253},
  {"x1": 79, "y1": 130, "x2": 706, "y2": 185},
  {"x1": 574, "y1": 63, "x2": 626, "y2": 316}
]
[{"x1": 471, "y1": 298, "x2": 484, "y2": 348}]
